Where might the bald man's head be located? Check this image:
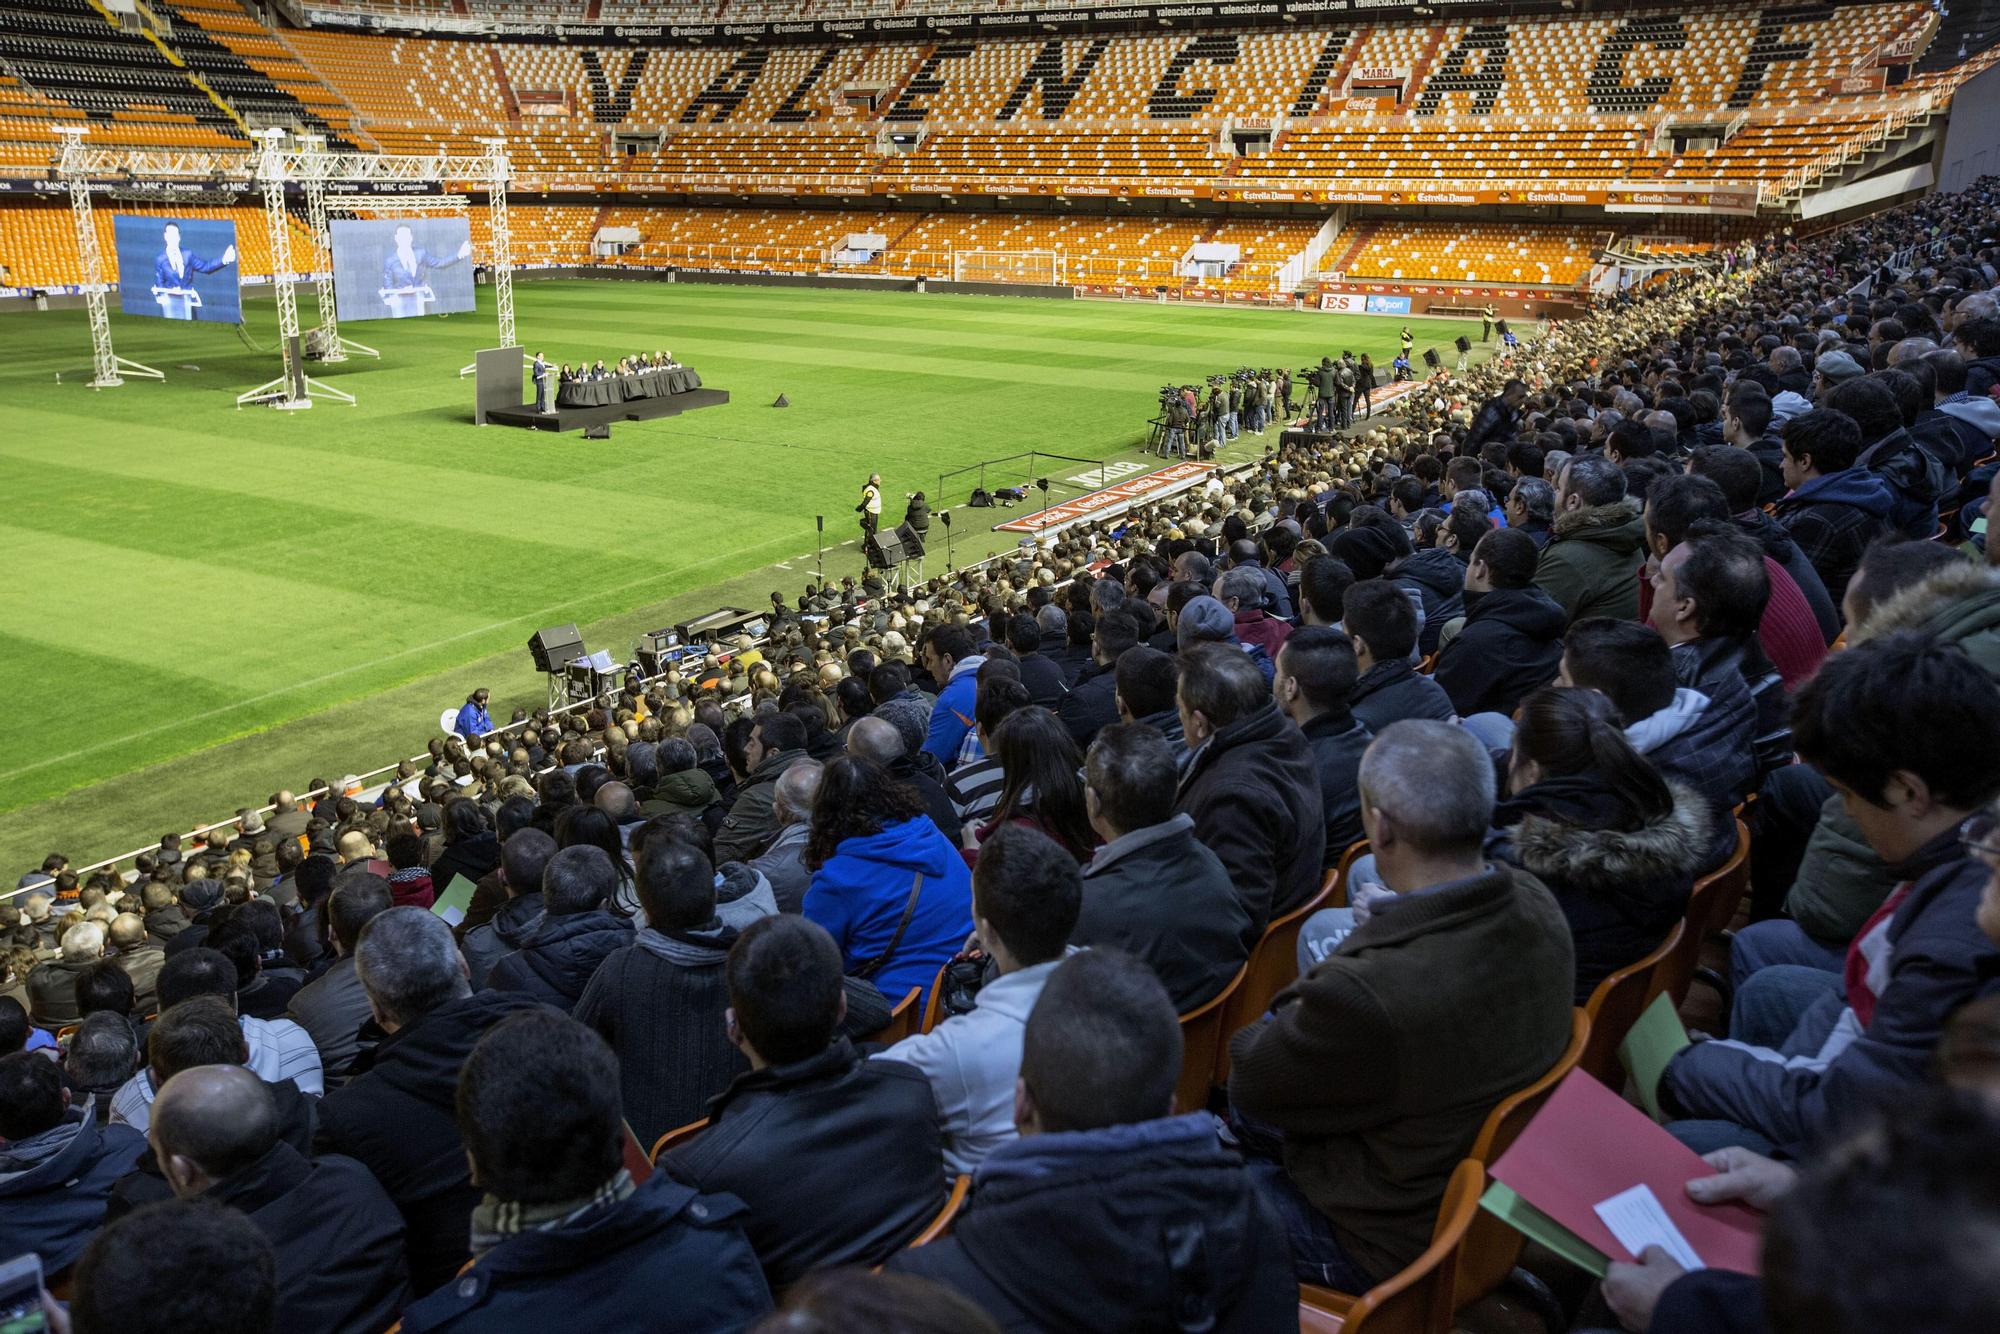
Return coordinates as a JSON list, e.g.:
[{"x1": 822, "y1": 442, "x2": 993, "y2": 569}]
[
  {"x1": 845, "y1": 715, "x2": 906, "y2": 766},
  {"x1": 593, "y1": 781, "x2": 637, "y2": 823},
  {"x1": 336, "y1": 830, "x2": 375, "y2": 863},
  {"x1": 109, "y1": 912, "x2": 148, "y2": 951},
  {"x1": 151, "y1": 1065, "x2": 279, "y2": 1198},
  {"x1": 772, "y1": 759, "x2": 822, "y2": 828}
]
